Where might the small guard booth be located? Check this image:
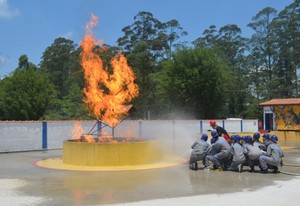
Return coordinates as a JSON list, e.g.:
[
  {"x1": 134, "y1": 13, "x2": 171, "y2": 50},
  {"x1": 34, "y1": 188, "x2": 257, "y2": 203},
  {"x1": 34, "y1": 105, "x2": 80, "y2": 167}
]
[{"x1": 259, "y1": 98, "x2": 300, "y2": 131}]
